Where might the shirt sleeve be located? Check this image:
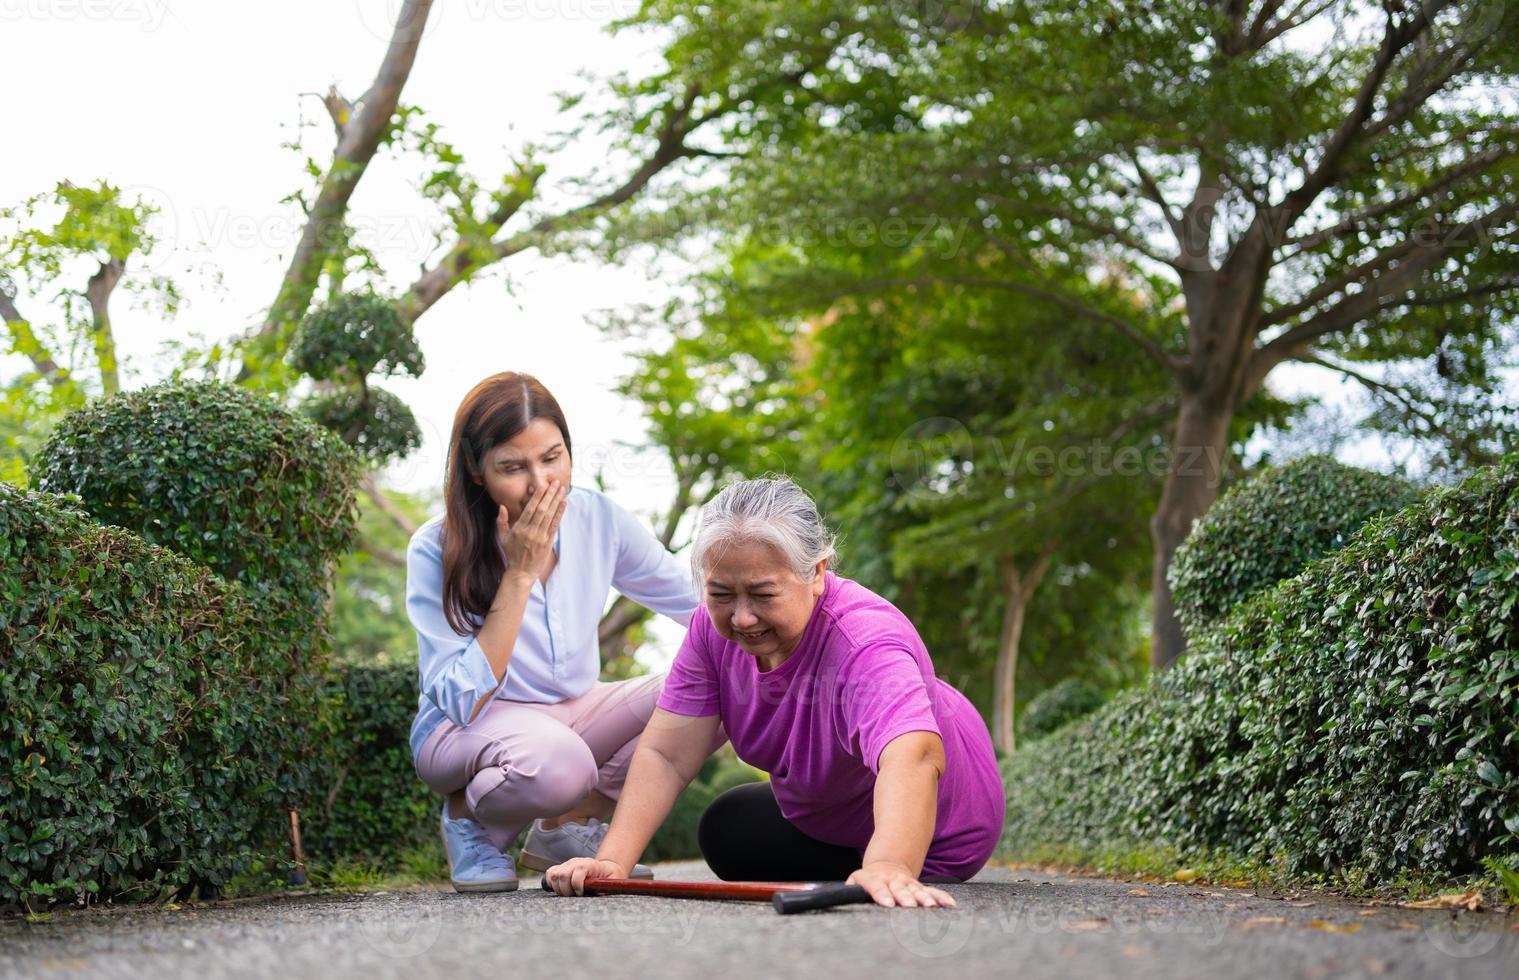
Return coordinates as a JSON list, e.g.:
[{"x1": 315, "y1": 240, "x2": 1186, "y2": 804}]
[
  {"x1": 840, "y1": 644, "x2": 942, "y2": 774},
  {"x1": 608, "y1": 497, "x2": 699, "y2": 627},
  {"x1": 406, "y1": 523, "x2": 503, "y2": 729},
  {"x1": 656, "y1": 605, "x2": 722, "y2": 717}
]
